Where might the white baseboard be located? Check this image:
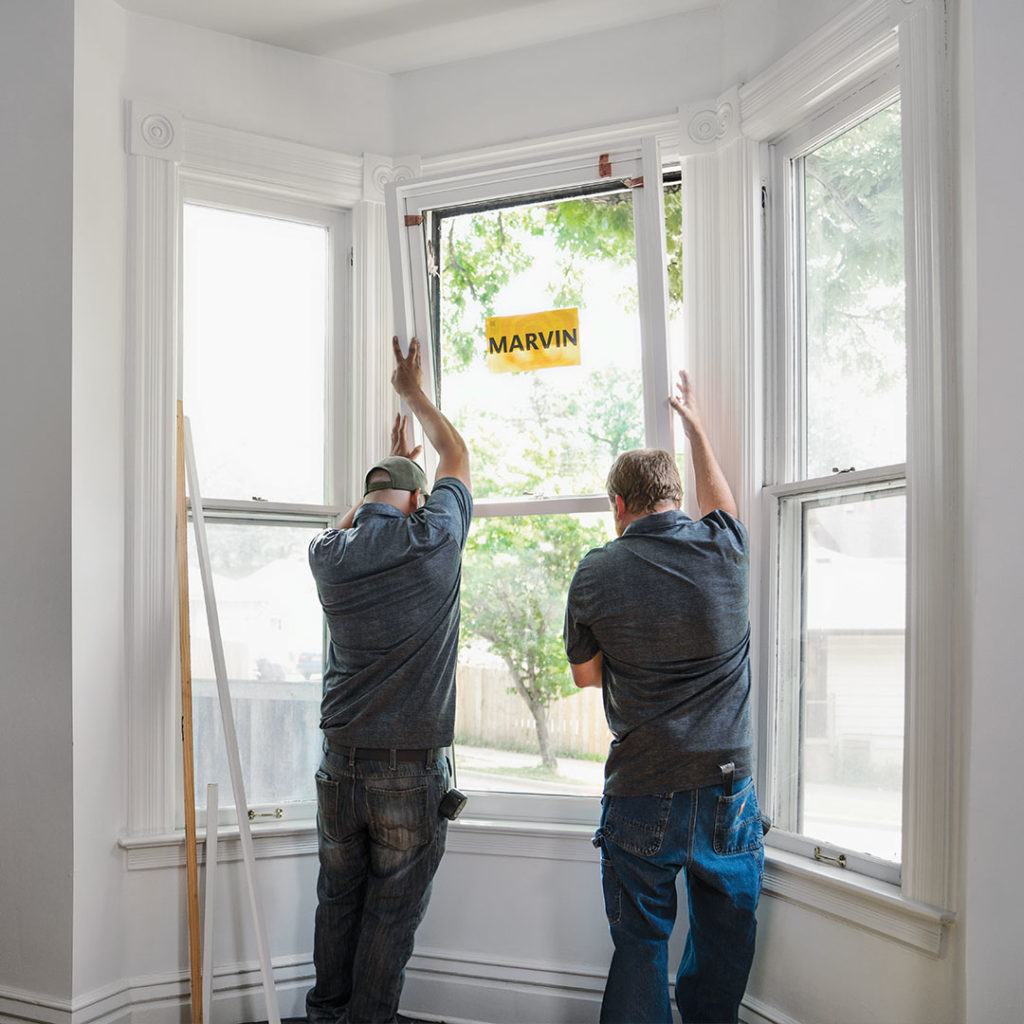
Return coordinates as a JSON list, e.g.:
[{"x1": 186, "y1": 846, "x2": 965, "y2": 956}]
[
  {"x1": 1, "y1": 952, "x2": 801, "y2": 1024},
  {"x1": 0, "y1": 984, "x2": 71, "y2": 1024},
  {"x1": 0, "y1": 957, "x2": 311, "y2": 1024},
  {"x1": 741, "y1": 994, "x2": 805, "y2": 1024},
  {"x1": 403, "y1": 947, "x2": 605, "y2": 1023}
]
